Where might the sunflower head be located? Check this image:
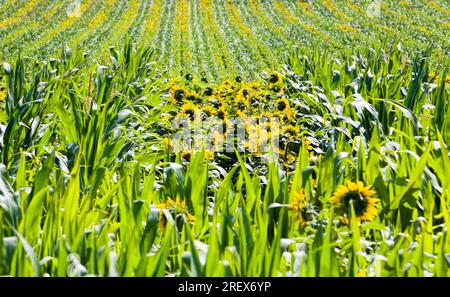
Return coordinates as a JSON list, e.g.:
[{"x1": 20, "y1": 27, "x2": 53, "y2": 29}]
[
  {"x1": 235, "y1": 94, "x2": 249, "y2": 110},
  {"x1": 275, "y1": 108, "x2": 294, "y2": 122},
  {"x1": 204, "y1": 87, "x2": 213, "y2": 96},
  {"x1": 270, "y1": 83, "x2": 284, "y2": 93},
  {"x1": 240, "y1": 88, "x2": 250, "y2": 98},
  {"x1": 186, "y1": 213, "x2": 196, "y2": 223},
  {"x1": 219, "y1": 80, "x2": 233, "y2": 95},
  {"x1": 186, "y1": 91, "x2": 200, "y2": 103},
  {"x1": 0, "y1": 88, "x2": 6, "y2": 101},
  {"x1": 181, "y1": 150, "x2": 191, "y2": 161},
  {"x1": 283, "y1": 125, "x2": 300, "y2": 139},
  {"x1": 180, "y1": 102, "x2": 199, "y2": 121},
  {"x1": 288, "y1": 189, "x2": 309, "y2": 226},
  {"x1": 216, "y1": 107, "x2": 228, "y2": 121},
  {"x1": 171, "y1": 85, "x2": 187, "y2": 102},
  {"x1": 202, "y1": 105, "x2": 216, "y2": 118},
  {"x1": 248, "y1": 82, "x2": 260, "y2": 91},
  {"x1": 330, "y1": 181, "x2": 380, "y2": 223},
  {"x1": 158, "y1": 211, "x2": 167, "y2": 230},
  {"x1": 303, "y1": 138, "x2": 313, "y2": 151},
  {"x1": 269, "y1": 72, "x2": 282, "y2": 84},
  {"x1": 276, "y1": 97, "x2": 290, "y2": 112},
  {"x1": 207, "y1": 98, "x2": 222, "y2": 108}
]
